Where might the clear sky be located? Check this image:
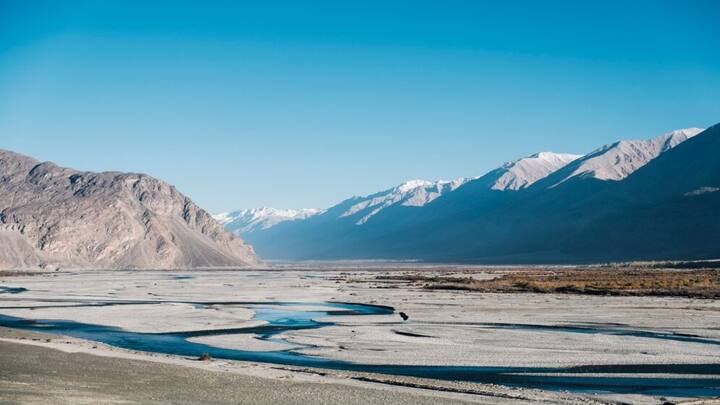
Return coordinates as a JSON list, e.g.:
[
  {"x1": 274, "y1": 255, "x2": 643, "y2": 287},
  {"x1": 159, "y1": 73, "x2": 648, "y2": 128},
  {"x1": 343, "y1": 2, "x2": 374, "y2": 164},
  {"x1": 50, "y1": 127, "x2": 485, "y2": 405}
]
[{"x1": 1, "y1": 1, "x2": 719, "y2": 212}]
